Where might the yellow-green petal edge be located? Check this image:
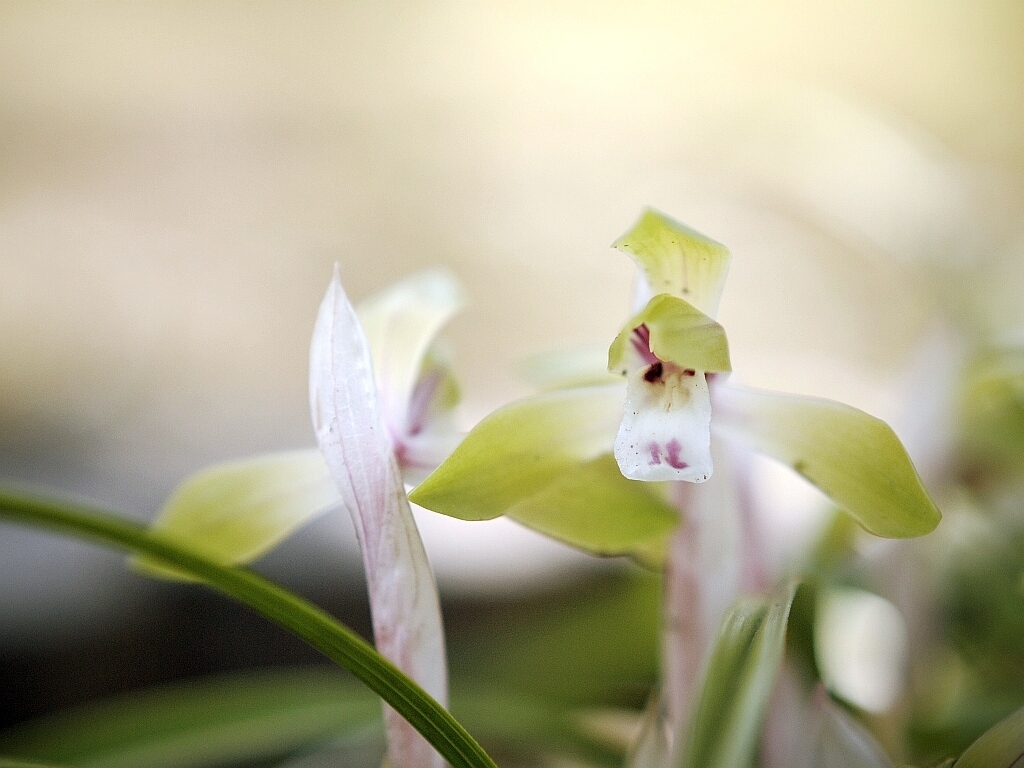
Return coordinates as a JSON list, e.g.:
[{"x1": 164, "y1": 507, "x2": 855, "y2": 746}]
[
  {"x1": 613, "y1": 209, "x2": 731, "y2": 317},
  {"x1": 134, "y1": 450, "x2": 339, "y2": 580},
  {"x1": 410, "y1": 385, "x2": 624, "y2": 521},
  {"x1": 507, "y1": 455, "x2": 678, "y2": 564},
  {"x1": 714, "y1": 386, "x2": 941, "y2": 538},
  {"x1": 608, "y1": 294, "x2": 732, "y2": 375}
]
